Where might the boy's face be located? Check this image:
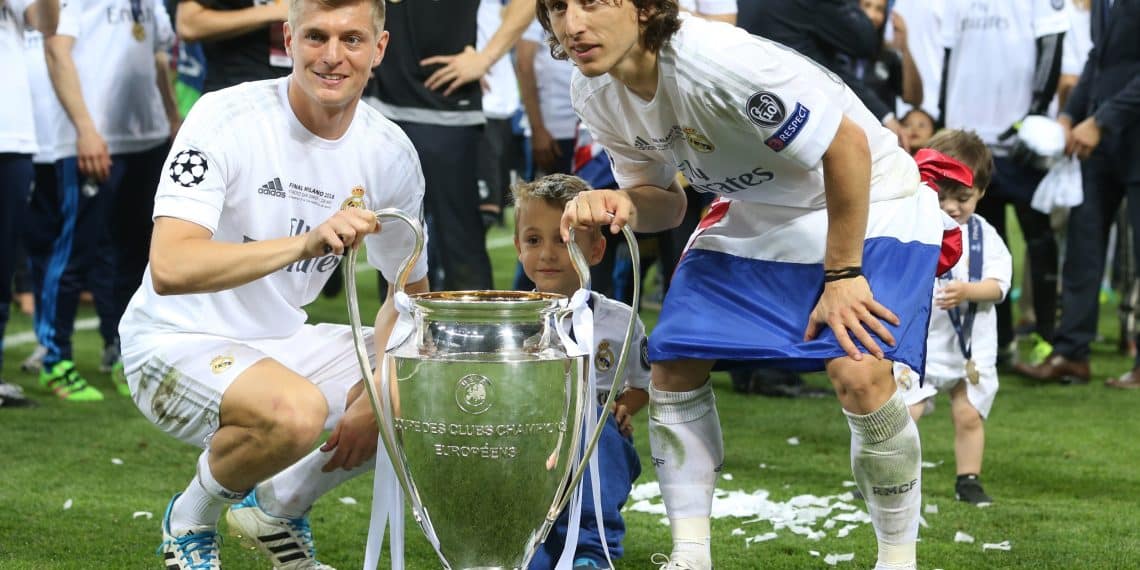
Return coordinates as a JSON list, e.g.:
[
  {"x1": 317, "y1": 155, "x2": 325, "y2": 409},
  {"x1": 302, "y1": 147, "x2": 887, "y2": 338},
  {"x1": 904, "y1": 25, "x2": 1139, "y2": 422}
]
[
  {"x1": 902, "y1": 112, "x2": 935, "y2": 151},
  {"x1": 515, "y1": 199, "x2": 606, "y2": 297},
  {"x1": 542, "y1": 0, "x2": 645, "y2": 78},
  {"x1": 939, "y1": 186, "x2": 982, "y2": 225}
]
